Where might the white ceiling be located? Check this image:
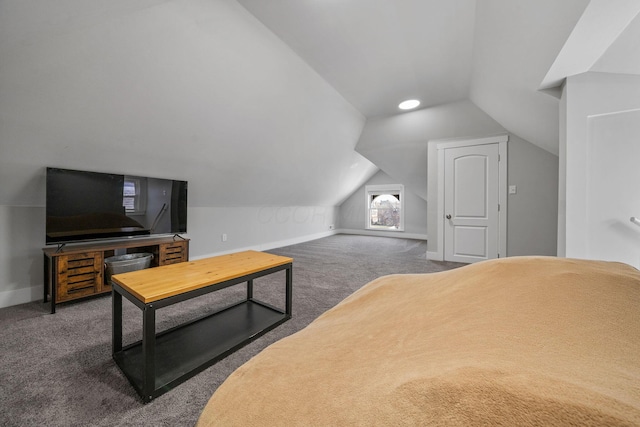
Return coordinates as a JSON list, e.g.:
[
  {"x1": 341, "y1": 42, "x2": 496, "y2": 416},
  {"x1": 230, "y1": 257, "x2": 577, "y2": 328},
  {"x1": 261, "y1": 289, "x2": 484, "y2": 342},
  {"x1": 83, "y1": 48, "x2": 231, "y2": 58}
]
[
  {"x1": 237, "y1": 0, "x2": 477, "y2": 118},
  {"x1": 541, "y1": 0, "x2": 640, "y2": 90},
  {"x1": 237, "y1": 0, "x2": 477, "y2": 119},
  {"x1": 236, "y1": 0, "x2": 608, "y2": 155}
]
